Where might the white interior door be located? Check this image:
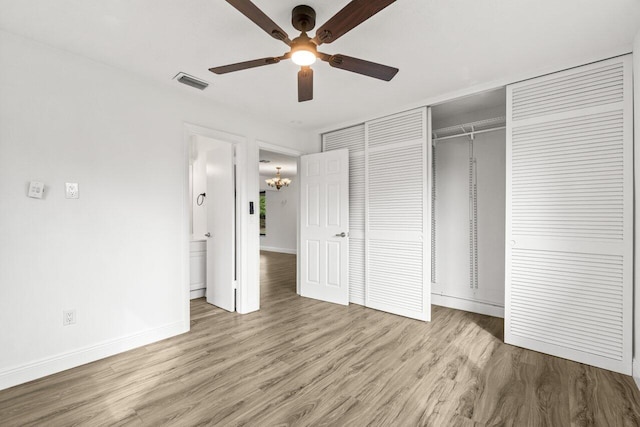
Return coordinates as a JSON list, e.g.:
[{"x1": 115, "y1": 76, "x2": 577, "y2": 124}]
[
  {"x1": 205, "y1": 142, "x2": 235, "y2": 312},
  {"x1": 300, "y1": 149, "x2": 349, "y2": 305},
  {"x1": 505, "y1": 56, "x2": 633, "y2": 374},
  {"x1": 365, "y1": 108, "x2": 431, "y2": 321}
]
